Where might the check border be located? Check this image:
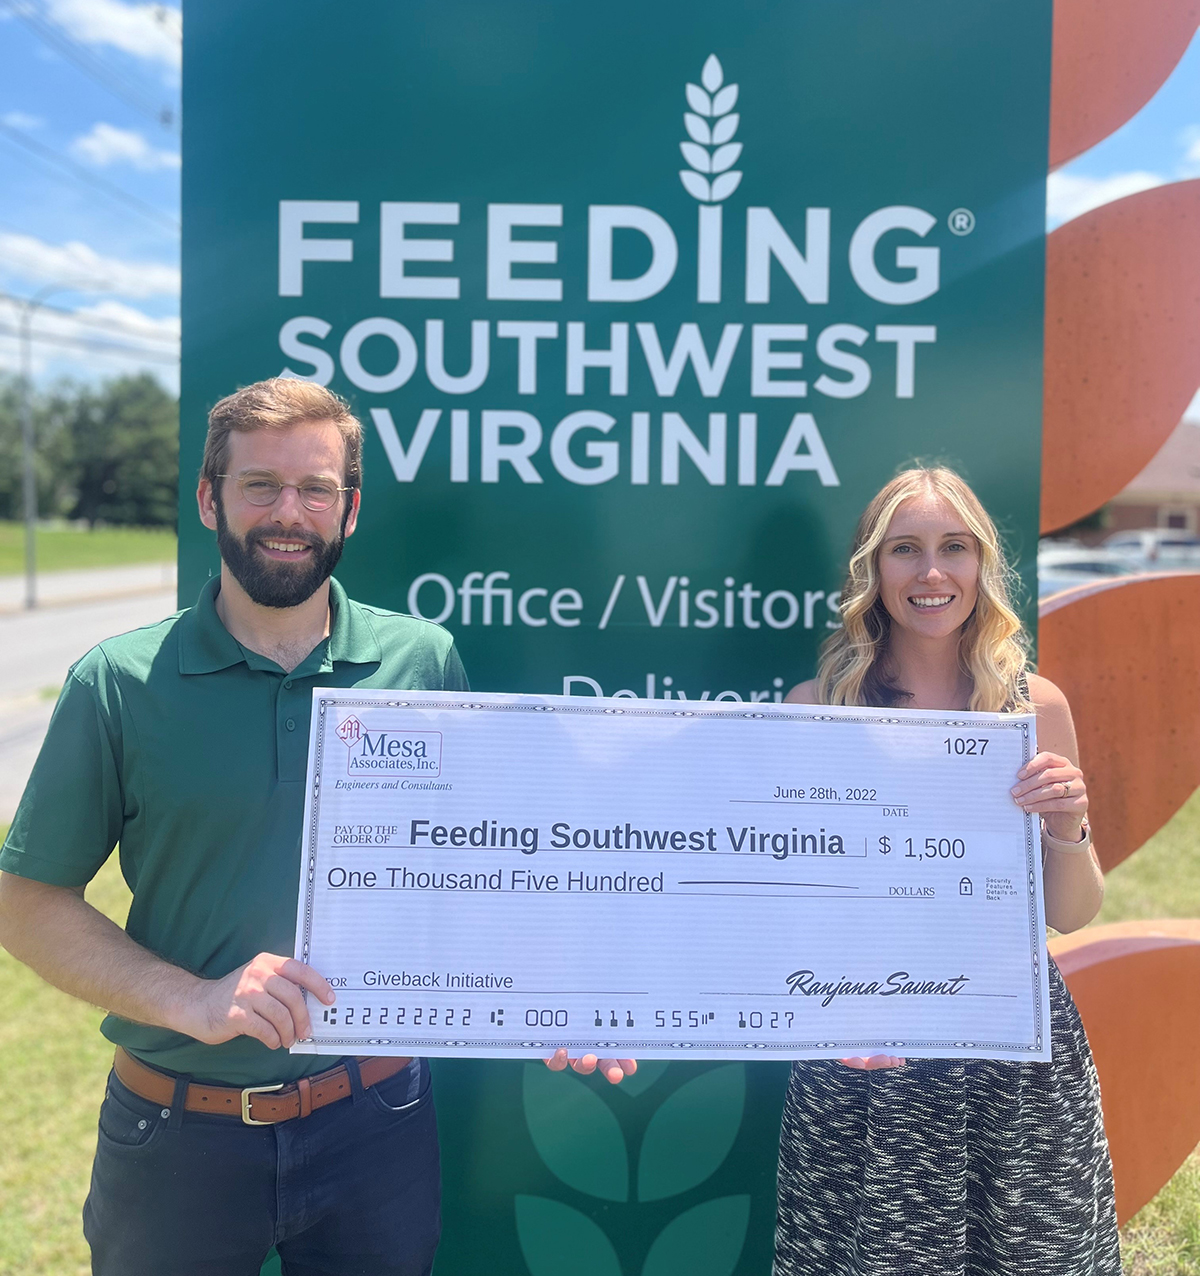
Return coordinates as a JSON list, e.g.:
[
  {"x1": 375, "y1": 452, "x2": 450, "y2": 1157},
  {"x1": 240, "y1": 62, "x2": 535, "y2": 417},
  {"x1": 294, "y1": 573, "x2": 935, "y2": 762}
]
[{"x1": 297, "y1": 695, "x2": 1043, "y2": 1058}]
